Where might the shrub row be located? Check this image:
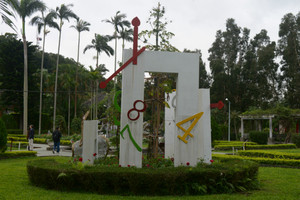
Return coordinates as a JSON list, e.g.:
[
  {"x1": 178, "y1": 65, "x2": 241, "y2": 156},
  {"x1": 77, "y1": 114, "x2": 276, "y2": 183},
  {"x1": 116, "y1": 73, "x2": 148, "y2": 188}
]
[
  {"x1": 0, "y1": 151, "x2": 37, "y2": 159},
  {"x1": 213, "y1": 141, "x2": 257, "y2": 147},
  {"x1": 238, "y1": 150, "x2": 300, "y2": 160},
  {"x1": 27, "y1": 159, "x2": 259, "y2": 196},
  {"x1": 214, "y1": 144, "x2": 297, "y2": 151},
  {"x1": 7, "y1": 129, "x2": 23, "y2": 135},
  {"x1": 212, "y1": 154, "x2": 300, "y2": 167},
  {"x1": 292, "y1": 134, "x2": 300, "y2": 148}
]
